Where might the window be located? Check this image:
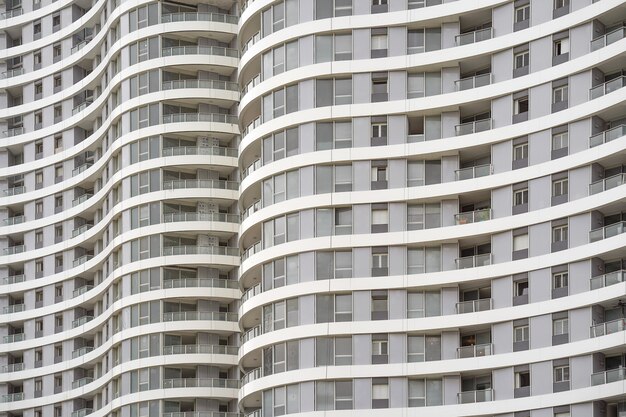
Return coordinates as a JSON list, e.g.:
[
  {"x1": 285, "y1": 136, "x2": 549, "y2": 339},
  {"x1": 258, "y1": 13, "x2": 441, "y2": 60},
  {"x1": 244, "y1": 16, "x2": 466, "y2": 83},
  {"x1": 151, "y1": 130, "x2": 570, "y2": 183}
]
[
  {"x1": 371, "y1": 291, "x2": 388, "y2": 320},
  {"x1": 55, "y1": 285, "x2": 63, "y2": 298},
  {"x1": 552, "y1": 224, "x2": 568, "y2": 243},
  {"x1": 407, "y1": 248, "x2": 441, "y2": 275},
  {"x1": 553, "y1": 85, "x2": 568, "y2": 104},
  {"x1": 335, "y1": 294, "x2": 352, "y2": 322},
  {"x1": 514, "y1": 280, "x2": 529, "y2": 297},
  {"x1": 371, "y1": 335, "x2": 388, "y2": 355},
  {"x1": 515, "y1": 371, "x2": 530, "y2": 388},
  {"x1": 53, "y1": 43, "x2": 62, "y2": 58},
  {"x1": 515, "y1": 4, "x2": 530, "y2": 23},
  {"x1": 371, "y1": 32, "x2": 388, "y2": 52},
  {"x1": 554, "y1": 365, "x2": 570, "y2": 383},
  {"x1": 407, "y1": 291, "x2": 441, "y2": 318},
  {"x1": 35, "y1": 171, "x2": 43, "y2": 185},
  {"x1": 335, "y1": 34, "x2": 352, "y2": 61},
  {"x1": 35, "y1": 200, "x2": 44, "y2": 214},
  {"x1": 407, "y1": 29, "x2": 425, "y2": 54},
  {"x1": 552, "y1": 131, "x2": 568, "y2": 150},
  {"x1": 514, "y1": 96, "x2": 528, "y2": 115},
  {"x1": 554, "y1": 0, "x2": 569, "y2": 8},
  {"x1": 553, "y1": 272, "x2": 568, "y2": 289},
  {"x1": 34, "y1": 82, "x2": 43, "y2": 95},
  {"x1": 372, "y1": 122, "x2": 387, "y2": 138},
  {"x1": 33, "y1": 20, "x2": 41, "y2": 35},
  {"x1": 371, "y1": 379, "x2": 389, "y2": 408},
  {"x1": 371, "y1": 165, "x2": 388, "y2": 183},
  {"x1": 554, "y1": 38, "x2": 569, "y2": 56},
  {"x1": 371, "y1": 206, "x2": 388, "y2": 232},
  {"x1": 35, "y1": 230, "x2": 43, "y2": 244},
  {"x1": 553, "y1": 317, "x2": 568, "y2": 335},
  {"x1": 54, "y1": 106, "x2": 62, "y2": 119},
  {"x1": 514, "y1": 325, "x2": 529, "y2": 342},
  {"x1": 408, "y1": 379, "x2": 443, "y2": 407},
  {"x1": 54, "y1": 74, "x2": 62, "y2": 89},
  {"x1": 52, "y1": 12, "x2": 60, "y2": 27},
  {"x1": 513, "y1": 143, "x2": 528, "y2": 161},
  {"x1": 513, "y1": 188, "x2": 528, "y2": 206},
  {"x1": 54, "y1": 135, "x2": 63, "y2": 151},
  {"x1": 372, "y1": 249, "x2": 388, "y2": 271},
  {"x1": 55, "y1": 315, "x2": 63, "y2": 327},
  {"x1": 513, "y1": 233, "x2": 528, "y2": 252},
  {"x1": 514, "y1": 50, "x2": 529, "y2": 69},
  {"x1": 552, "y1": 178, "x2": 568, "y2": 197},
  {"x1": 335, "y1": 380, "x2": 353, "y2": 409}
]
